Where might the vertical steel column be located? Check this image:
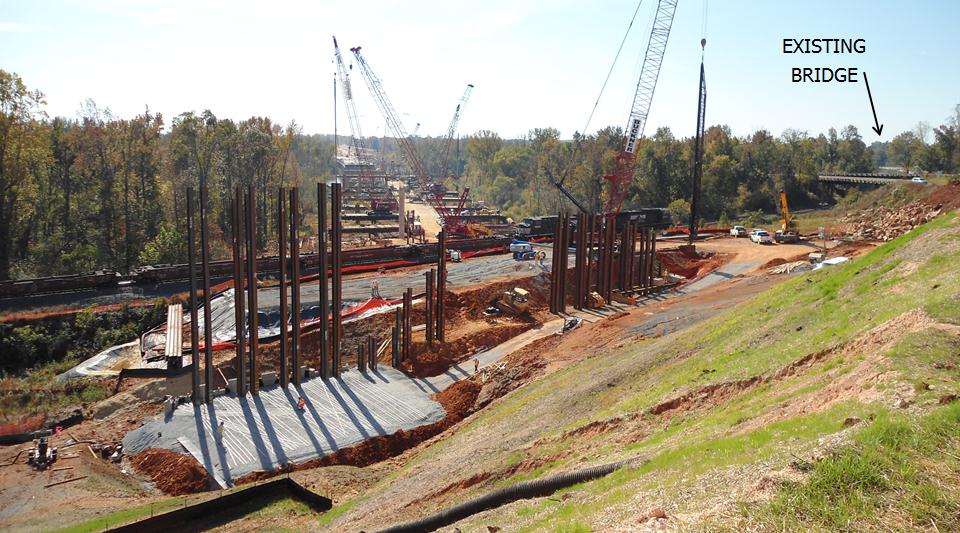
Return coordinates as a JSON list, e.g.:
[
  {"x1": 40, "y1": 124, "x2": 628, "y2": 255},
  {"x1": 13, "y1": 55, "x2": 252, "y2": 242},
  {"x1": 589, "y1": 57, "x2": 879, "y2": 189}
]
[
  {"x1": 622, "y1": 221, "x2": 631, "y2": 291},
  {"x1": 649, "y1": 227, "x2": 657, "y2": 284},
  {"x1": 199, "y1": 185, "x2": 214, "y2": 403},
  {"x1": 576, "y1": 212, "x2": 587, "y2": 310},
  {"x1": 392, "y1": 310, "x2": 401, "y2": 367},
  {"x1": 585, "y1": 214, "x2": 595, "y2": 303},
  {"x1": 596, "y1": 217, "x2": 605, "y2": 302},
  {"x1": 604, "y1": 217, "x2": 615, "y2": 303},
  {"x1": 559, "y1": 213, "x2": 569, "y2": 313},
  {"x1": 278, "y1": 189, "x2": 289, "y2": 388},
  {"x1": 436, "y1": 230, "x2": 446, "y2": 343},
  {"x1": 232, "y1": 189, "x2": 247, "y2": 396},
  {"x1": 316, "y1": 183, "x2": 329, "y2": 382},
  {"x1": 289, "y1": 187, "x2": 301, "y2": 386},
  {"x1": 403, "y1": 288, "x2": 413, "y2": 361},
  {"x1": 246, "y1": 185, "x2": 260, "y2": 394},
  {"x1": 637, "y1": 224, "x2": 648, "y2": 294},
  {"x1": 358, "y1": 343, "x2": 366, "y2": 373},
  {"x1": 186, "y1": 188, "x2": 201, "y2": 404},
  {"x1": 549, "y1": 213, "x2": 560, "y2": 314},
  {"x1": 331, "y1": 183, "x2": 343, "y2": 376},
  {"x1": 425, "y1": 269, "x2": 435, "y2": 346},
  {"x1": 368, "y1": 335, "x2": 376, "y2": 370}
]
